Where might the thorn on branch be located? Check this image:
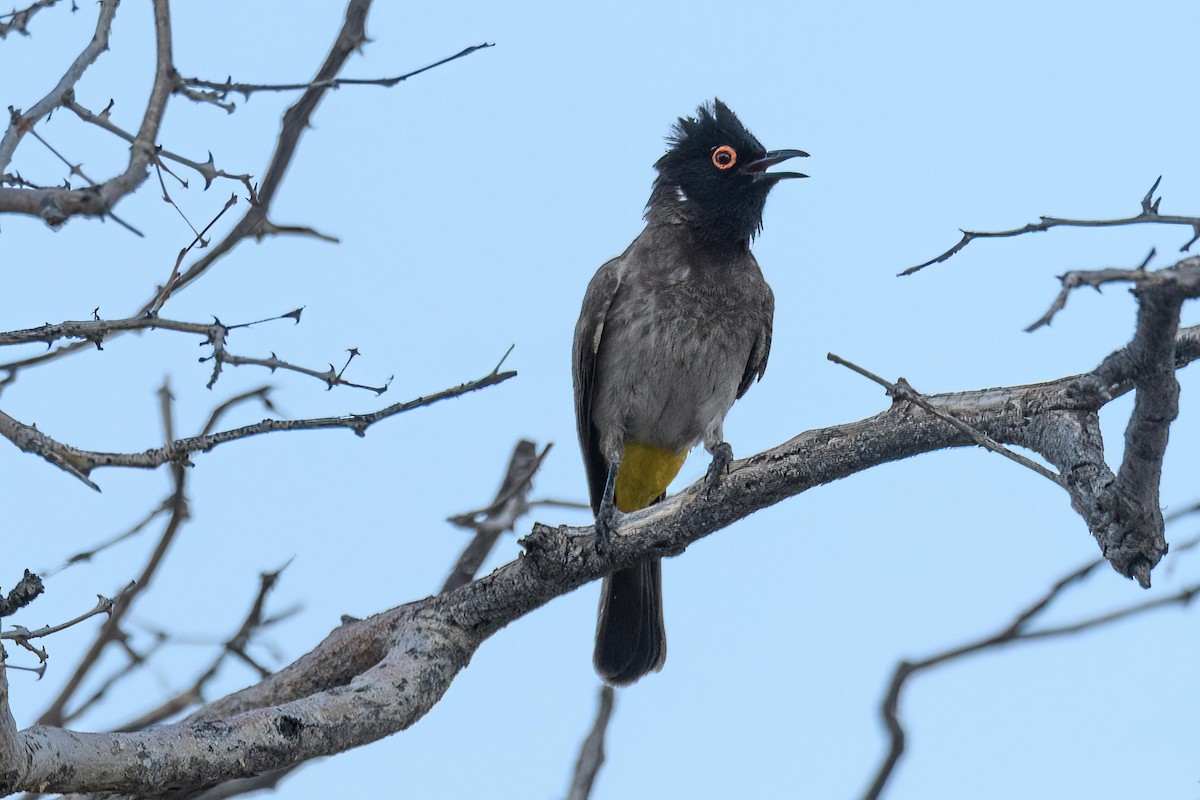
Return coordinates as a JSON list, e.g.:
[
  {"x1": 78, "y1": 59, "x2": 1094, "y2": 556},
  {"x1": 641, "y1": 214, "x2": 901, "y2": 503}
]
[{"x1": 1140, "y1": 176, "x2": 1162, "y2": 214}]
